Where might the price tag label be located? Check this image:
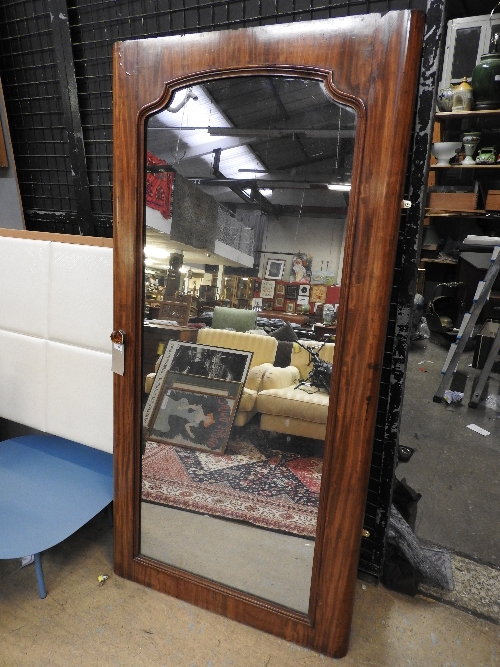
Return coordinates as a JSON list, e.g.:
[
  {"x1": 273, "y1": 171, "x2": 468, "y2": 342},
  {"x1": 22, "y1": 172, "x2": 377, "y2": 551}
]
[{"x1": 110, "y1": 331, "x2": 126, "y2": 375}]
